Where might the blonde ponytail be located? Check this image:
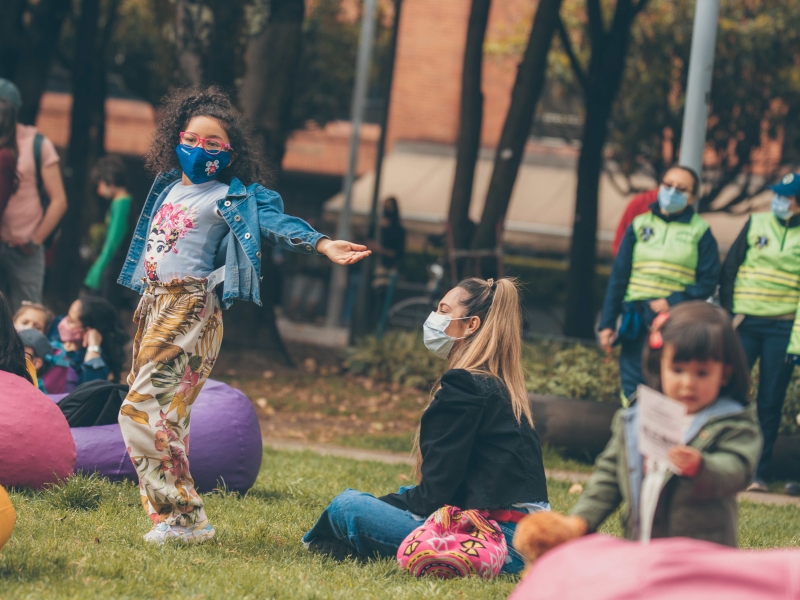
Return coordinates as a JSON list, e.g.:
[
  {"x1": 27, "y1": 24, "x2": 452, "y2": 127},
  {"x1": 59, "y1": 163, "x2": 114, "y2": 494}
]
[{"x1": 412, "y1": 277, "x2": 532, "y2": 481}]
